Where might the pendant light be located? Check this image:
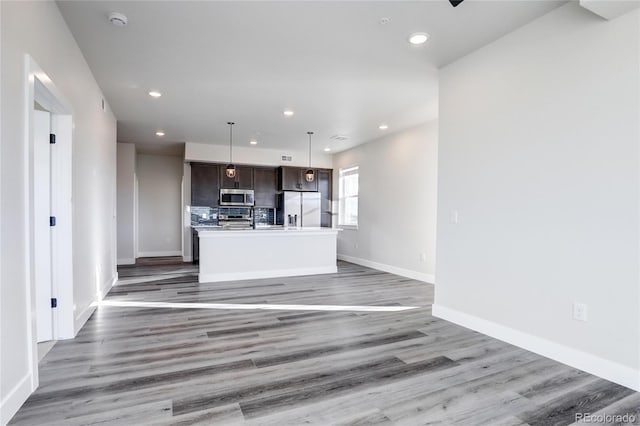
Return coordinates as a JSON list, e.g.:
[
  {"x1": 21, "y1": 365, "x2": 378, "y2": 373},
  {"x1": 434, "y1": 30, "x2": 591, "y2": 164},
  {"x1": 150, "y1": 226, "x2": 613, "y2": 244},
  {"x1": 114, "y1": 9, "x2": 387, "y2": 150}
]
[
  {"x1": 305, "y1": 131, "x2": 315, "y2": 182},
  {"x1": 225, "y1": 122, "x2": 236, "y2": 179}
]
